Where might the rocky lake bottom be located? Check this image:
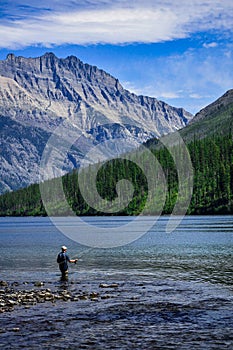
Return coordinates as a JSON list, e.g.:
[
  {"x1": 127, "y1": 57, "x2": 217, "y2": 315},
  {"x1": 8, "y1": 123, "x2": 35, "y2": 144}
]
[{"x1": 0, "y1": 216, "x2": 232, "y2": 349}]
